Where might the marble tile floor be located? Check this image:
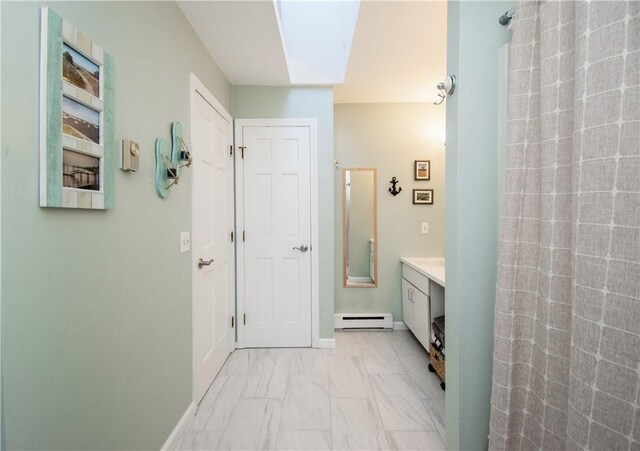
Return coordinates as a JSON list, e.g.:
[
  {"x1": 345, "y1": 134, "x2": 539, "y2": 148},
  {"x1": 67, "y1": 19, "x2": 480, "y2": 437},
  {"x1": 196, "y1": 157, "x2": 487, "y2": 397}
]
[{"x1": 178, "y1": 330, "x2": 445, "y2": 451}]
